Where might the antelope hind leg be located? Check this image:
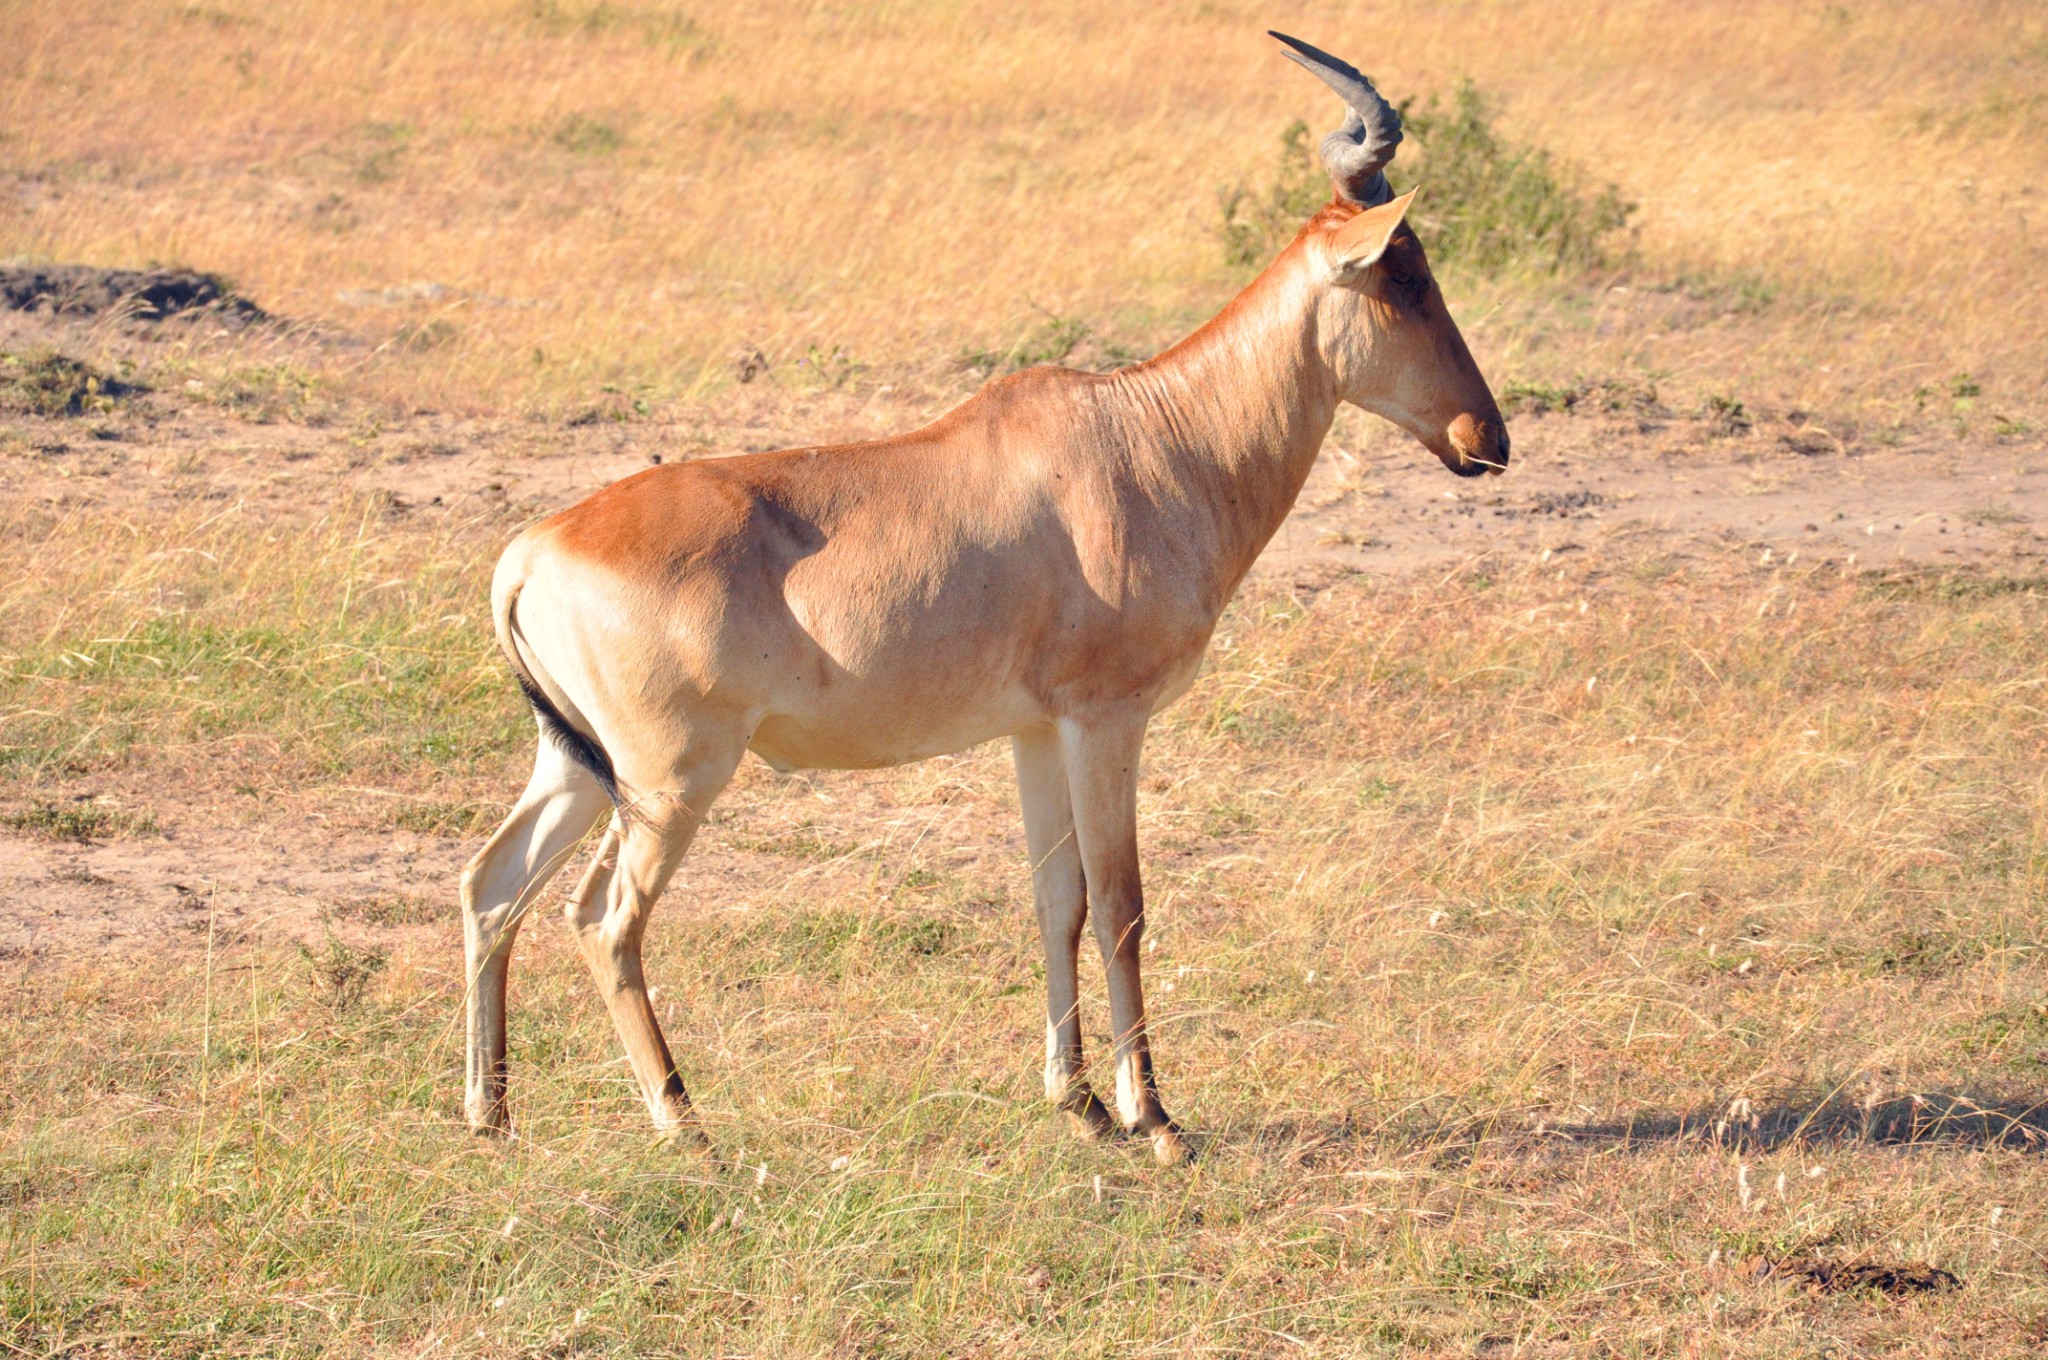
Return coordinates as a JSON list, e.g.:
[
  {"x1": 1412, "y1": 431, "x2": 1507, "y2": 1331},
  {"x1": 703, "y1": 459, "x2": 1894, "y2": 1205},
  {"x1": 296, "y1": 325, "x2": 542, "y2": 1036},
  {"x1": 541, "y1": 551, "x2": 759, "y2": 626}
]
[
  {"x1": 460, "y1": 736, "x2": 610, "y2": 1134},
  {"x1": 563, "y1": 741, "x2": 740, "y2": 1147}
]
